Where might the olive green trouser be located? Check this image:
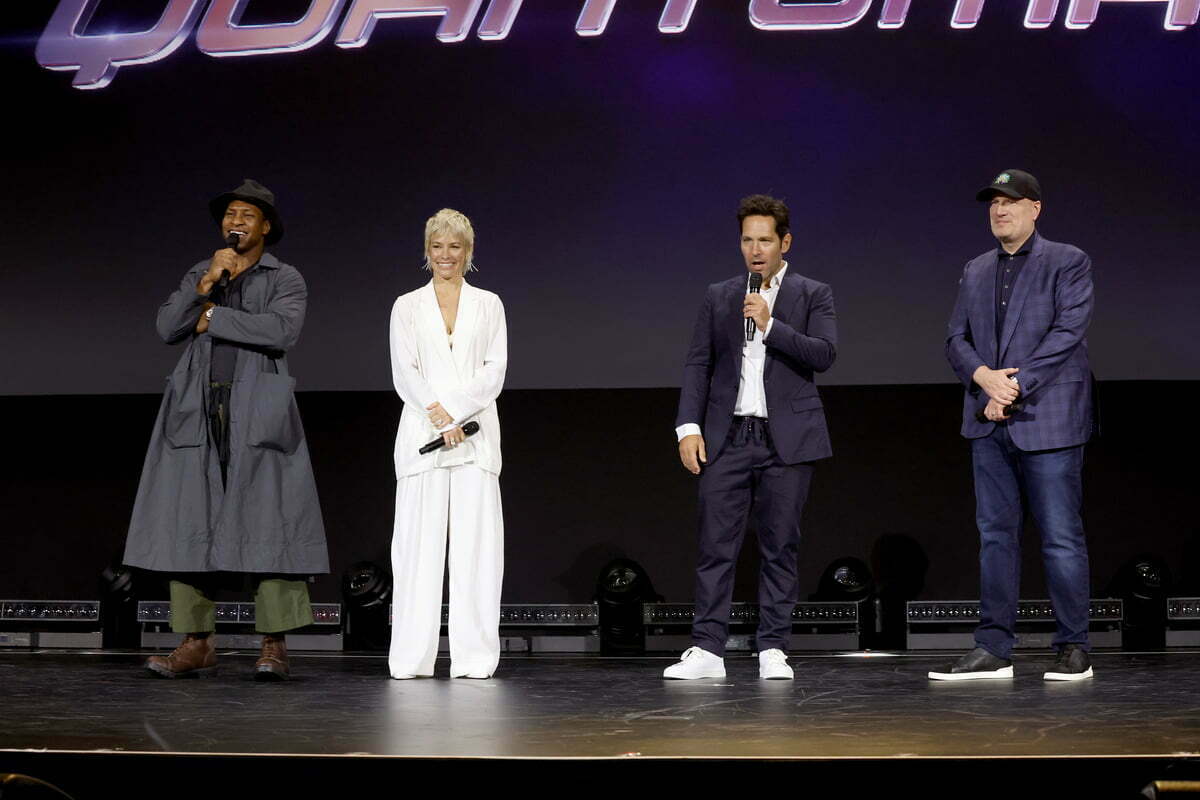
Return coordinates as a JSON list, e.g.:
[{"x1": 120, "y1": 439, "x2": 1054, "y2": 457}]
[{"x1": 169, "y1": 577, "x2": 313, "y2": 634}]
